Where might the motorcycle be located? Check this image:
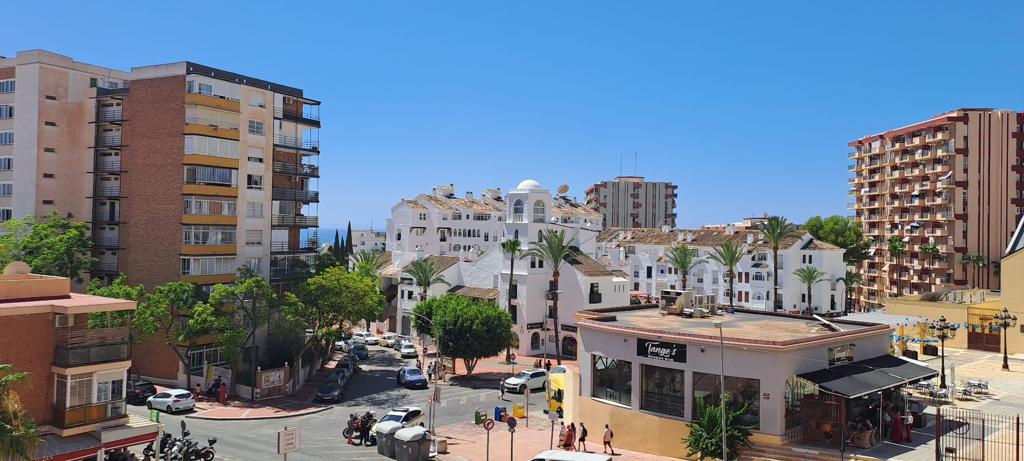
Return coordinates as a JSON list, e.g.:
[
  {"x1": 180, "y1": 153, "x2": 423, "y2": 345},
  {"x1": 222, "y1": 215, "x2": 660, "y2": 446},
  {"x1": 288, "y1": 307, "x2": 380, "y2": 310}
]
[
  {"x1": 143, "y1": 432, "x2": 173, "y2": 459},
  {"x1": 342, "y1": 411, "x2": 377, "y2": 445},
  {"x1": 191, "y1": 438, "x2": 217, "y2": 461}
]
